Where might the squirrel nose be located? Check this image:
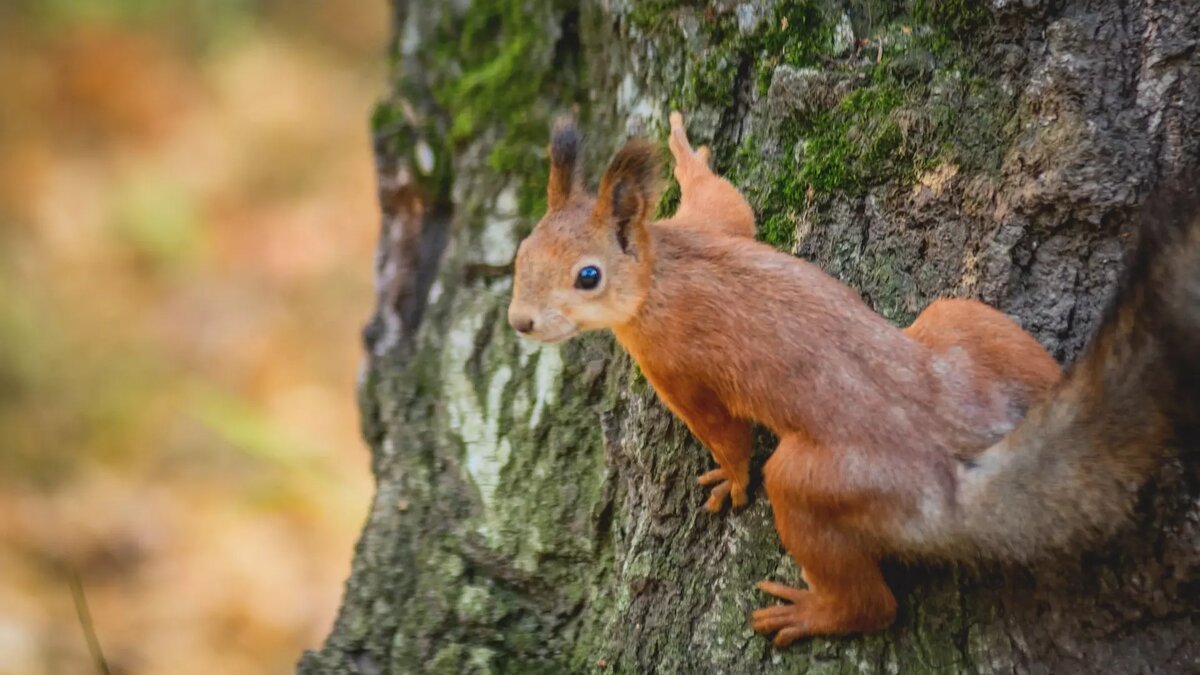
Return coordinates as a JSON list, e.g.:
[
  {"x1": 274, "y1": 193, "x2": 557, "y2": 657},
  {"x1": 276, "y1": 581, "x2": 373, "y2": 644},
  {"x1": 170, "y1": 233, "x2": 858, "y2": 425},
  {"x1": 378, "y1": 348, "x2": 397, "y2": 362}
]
[{"x1": 511, "y1": 315, "x2": 535, "y2": 334}]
